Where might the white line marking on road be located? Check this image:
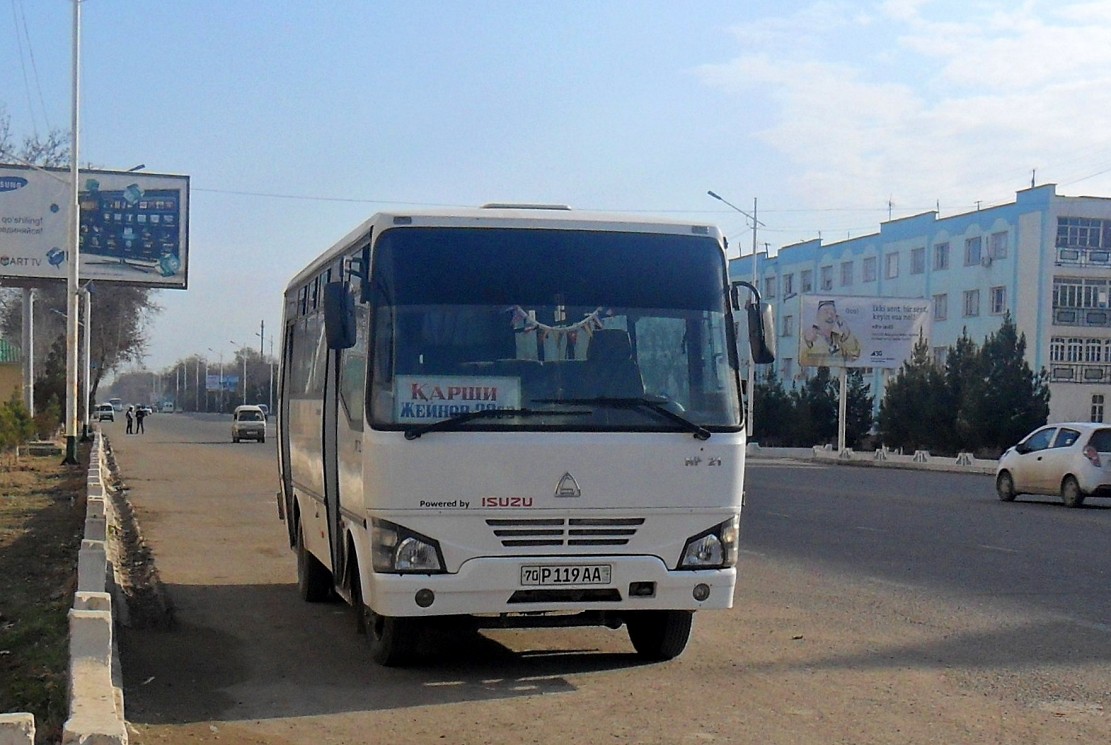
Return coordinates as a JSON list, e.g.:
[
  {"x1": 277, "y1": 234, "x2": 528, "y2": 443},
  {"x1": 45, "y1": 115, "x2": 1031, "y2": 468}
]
[
  {"x1": 764, "y1": 511, "x2": 793, "y2": 519},
  {"x1": 854, "y1": 526, "x2": 884, "y2": 532},
  {"x1": 978, "y1": 545, "x2": 1019, "y2": 553}
]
